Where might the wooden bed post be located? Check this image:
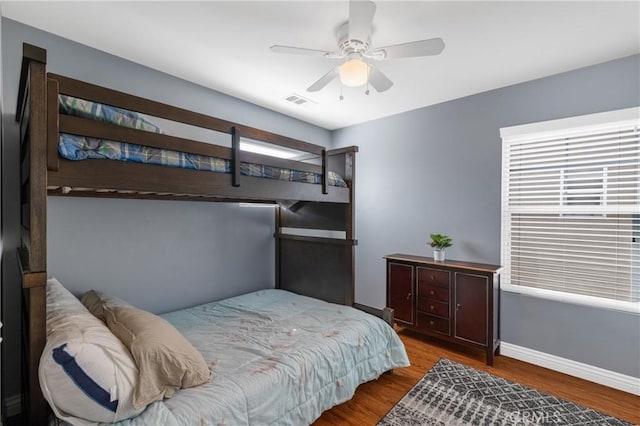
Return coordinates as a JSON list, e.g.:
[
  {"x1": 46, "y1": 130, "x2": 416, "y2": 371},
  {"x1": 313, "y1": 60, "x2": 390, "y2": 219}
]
[
  {"x1": 321, "y1": 149, "x2": 328, "y2": 195},
  {"x1": 16, "y1": 43, "x2": 49, "y2": 425},
  {"x1": 231, "y1": 126, "x2": 240, "y2": 187}
]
